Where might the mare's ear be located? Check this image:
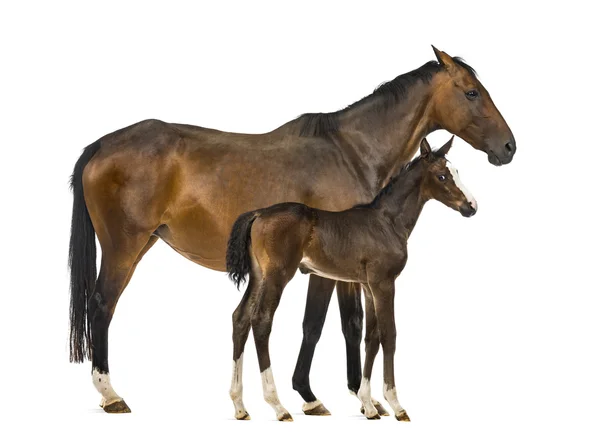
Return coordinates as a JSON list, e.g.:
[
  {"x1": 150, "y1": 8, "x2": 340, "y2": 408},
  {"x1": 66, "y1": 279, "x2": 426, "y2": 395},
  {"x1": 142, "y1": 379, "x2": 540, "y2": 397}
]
[
  {"x1": 431, "y1": 45, "x2": 458, "y2": 75},
  {"x1": 436, "y1": 135, "x2": 454, "y2": 156},
  {"x1": 420, "y1": 137, "x2": 432, "y2": 156}
]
